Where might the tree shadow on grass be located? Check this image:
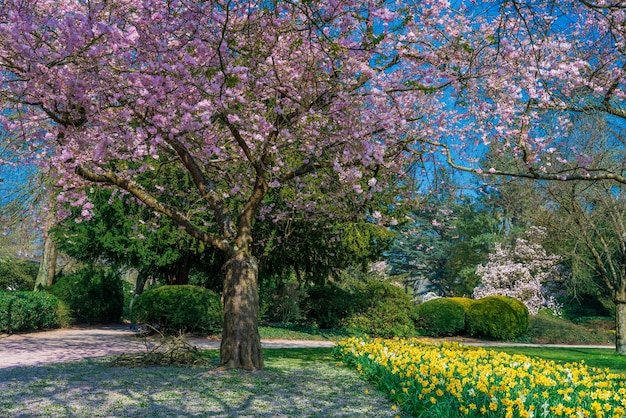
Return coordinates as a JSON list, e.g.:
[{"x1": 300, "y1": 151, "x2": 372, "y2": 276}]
[{"x1": 0, "y1": 352, "x2": 405, "y2": 417}]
